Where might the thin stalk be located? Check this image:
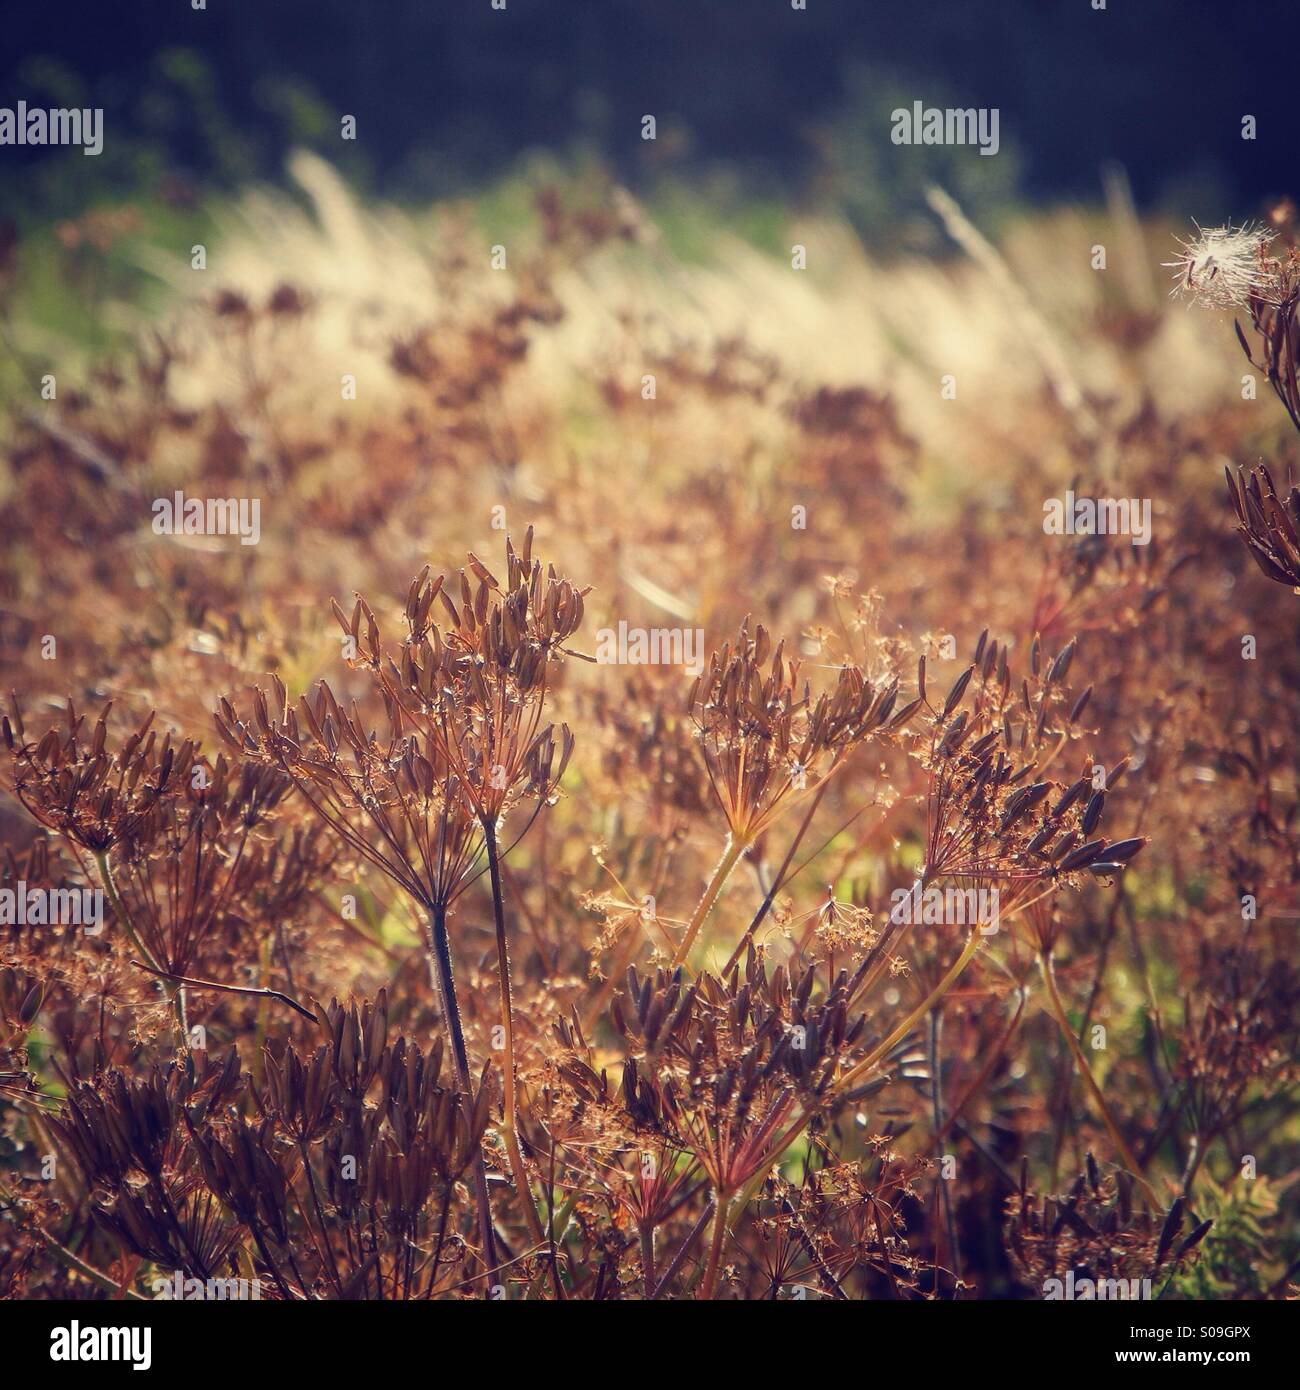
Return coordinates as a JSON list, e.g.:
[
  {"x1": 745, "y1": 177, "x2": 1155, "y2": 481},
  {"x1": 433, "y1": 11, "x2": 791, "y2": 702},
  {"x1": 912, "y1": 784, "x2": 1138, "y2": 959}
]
[
  {"x1": 94, "y1": 849, "x2": 187, "y2": 1047},
  {"x1": 722, "y1": 782, "x2": 828, "y2": 975},
  {"x1": 698, "y1": 1191, "x2": 733, "y2": 1300},
  {"x1": 838, "y1": 924, "x2": 983, "y2": 1092},
  {"x1": 651, "y1": 1199, "x2": 714, "y2": 1299},
  {"x1": 639, "y1": 1224, "x2": 656, "y2": 1296},
  {"x1": 672, "y1": 834, "x2": 747, "y2": 968},
  {"x1": 929, "y1": 1006, "x2": 961, "y2": 1294},
  {"x1": 130, "y1": 960, "x2": 314, "y2": 1019},
  {"x1": 0, "y1": 1203, "x2": 145, "y2": 1300},
  {"x1": 1039, "y1": 951, "x2": 1159, "y2": 1206},
  {"x1": 429, "y1": 902, "x2": 497, "y2": 1293},
  {"x1": 848, "y1": 870, "x2": 932, "y2": 1009},
  {"x1": 483, "y1": 820, "x2": 547, "y2": 1251},
  {"x1": 92, "y1": 850, "x2": 153, "y2": 968}
]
